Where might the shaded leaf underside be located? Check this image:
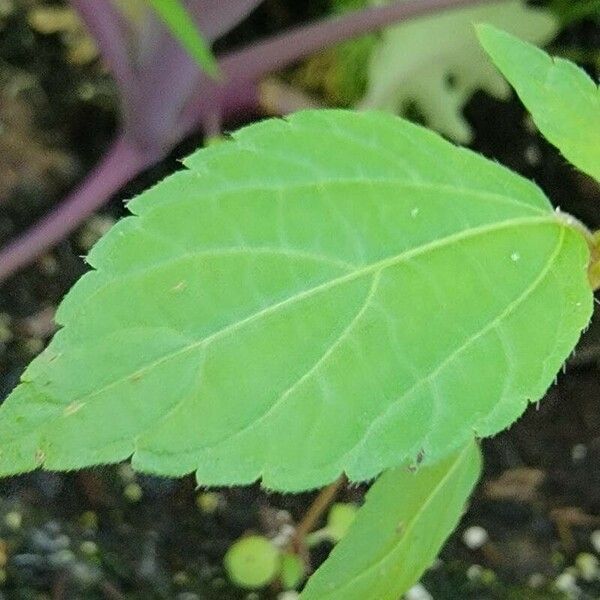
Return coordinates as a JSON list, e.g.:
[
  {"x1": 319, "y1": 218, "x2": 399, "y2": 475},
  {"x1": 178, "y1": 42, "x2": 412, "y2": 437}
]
[{"x1": 0, "y1": 110, "x2": 592, "y2": 491}]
